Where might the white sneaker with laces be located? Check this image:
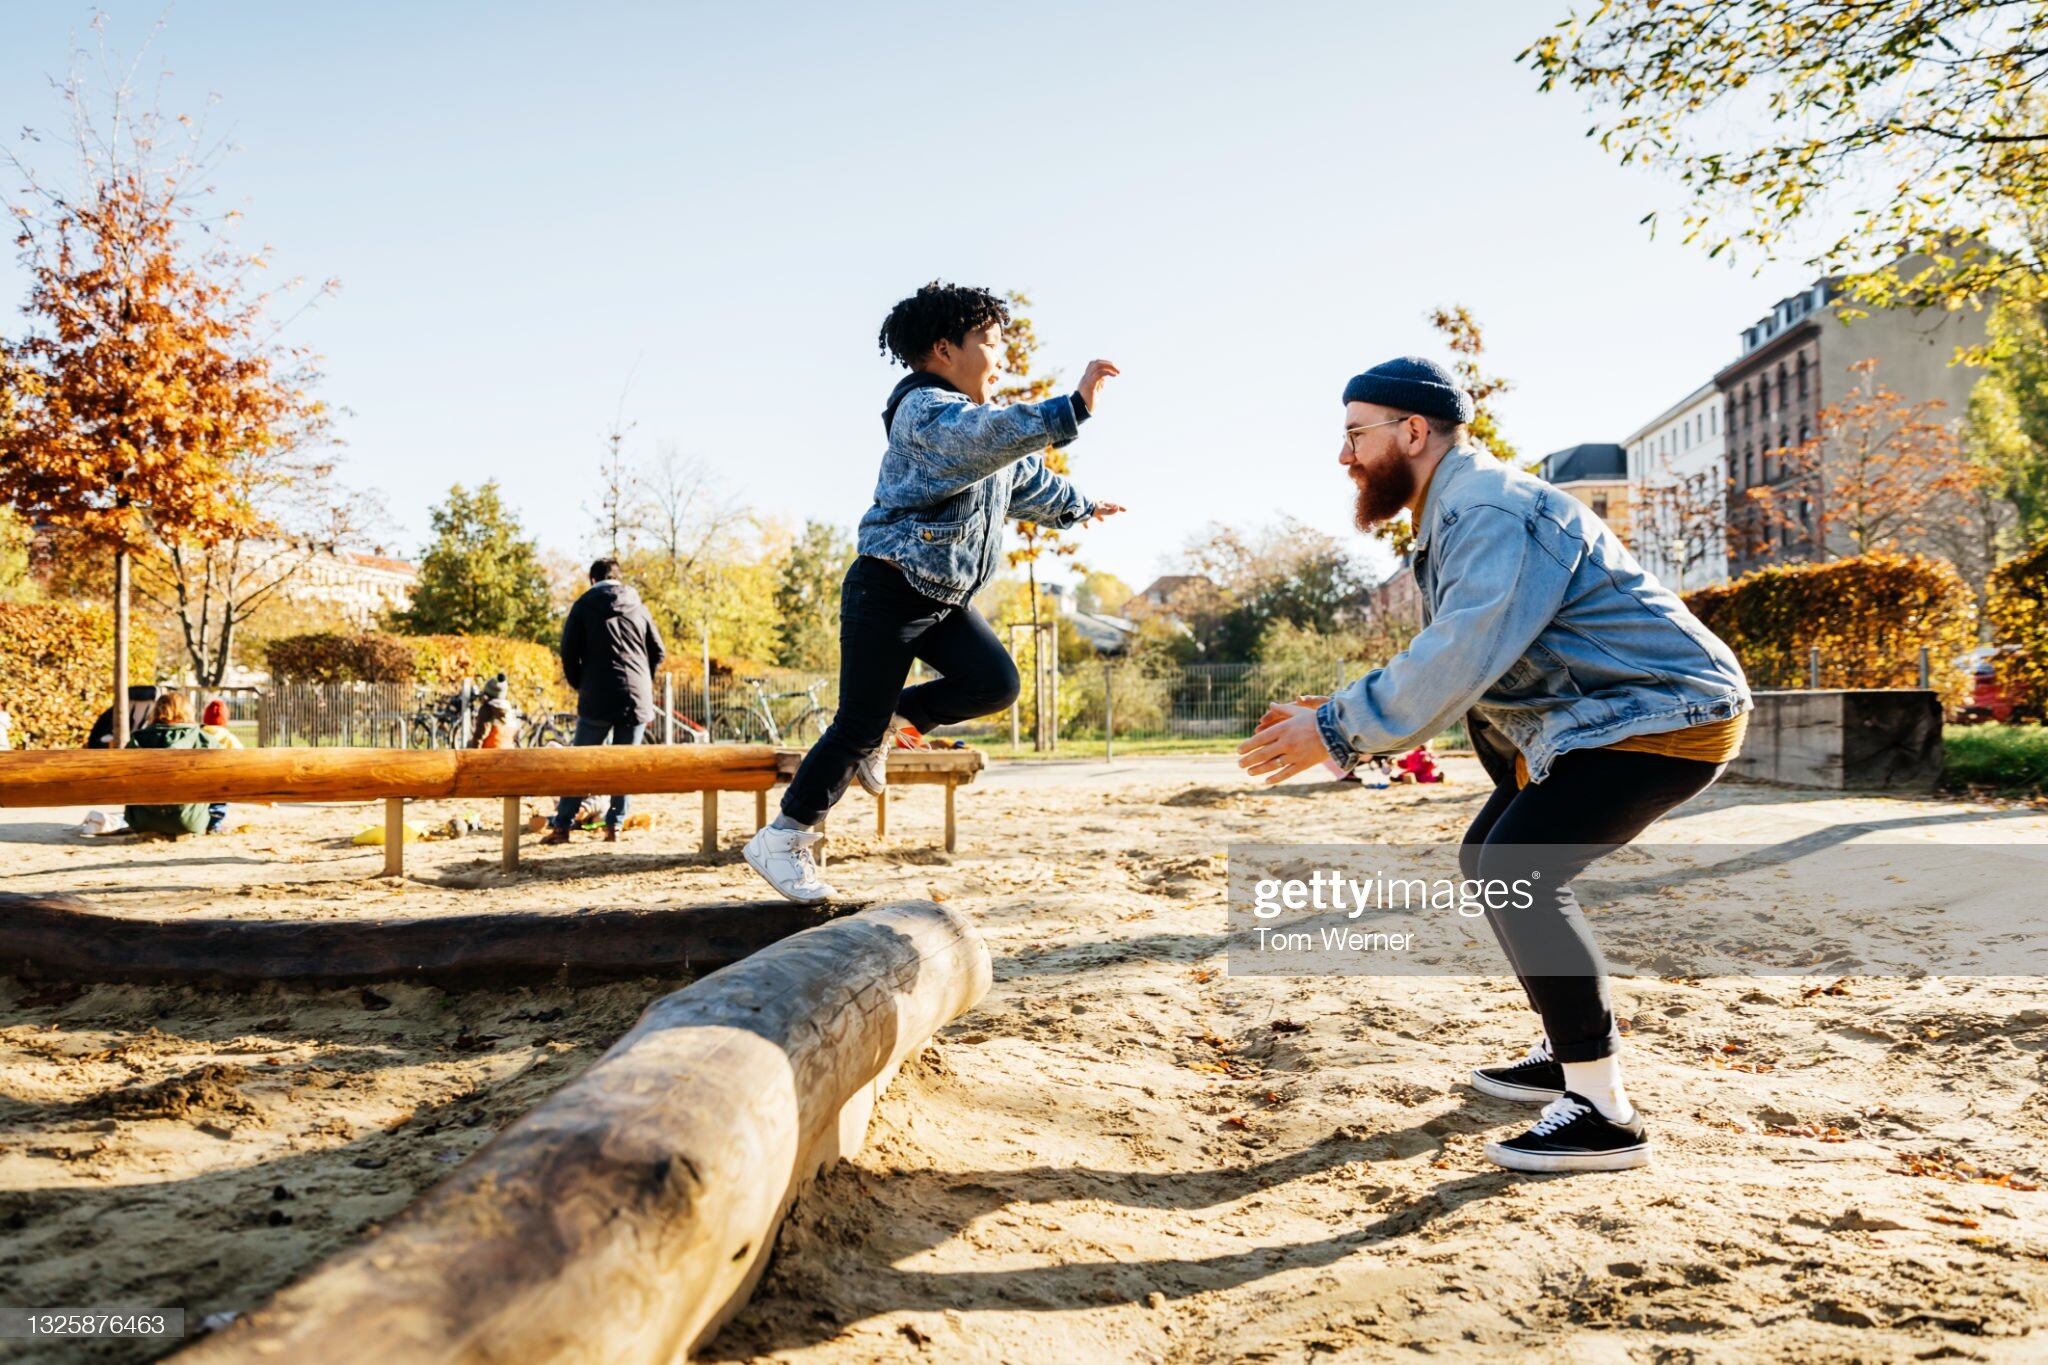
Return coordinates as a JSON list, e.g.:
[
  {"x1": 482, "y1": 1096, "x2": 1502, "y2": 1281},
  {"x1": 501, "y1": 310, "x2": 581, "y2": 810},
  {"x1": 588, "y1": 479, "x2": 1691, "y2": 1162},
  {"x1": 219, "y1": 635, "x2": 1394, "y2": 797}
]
[
  {"x1": 744, "y1": 824, "x2": 838, "y2": 904},
  {"x1": 854, "y1": 715, "x2": 914, "y2": 797}
]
